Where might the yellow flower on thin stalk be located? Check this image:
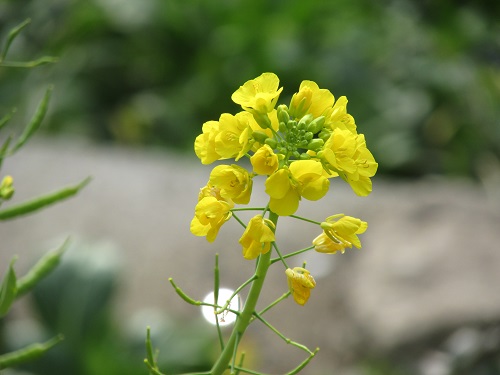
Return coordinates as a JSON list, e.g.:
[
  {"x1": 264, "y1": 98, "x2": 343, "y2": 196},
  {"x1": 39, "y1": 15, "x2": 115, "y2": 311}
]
[
  {"x1": 239, "y1": 215, "x2": 276, "y2": 260},
  {"x1": 190, "y1": 196, "x2": 234, "y2": 242},
  {"x1": 320, "y1": 129, "x2": 378, "y2": 196},
  {"x1": 313, "y1": 214, "x2": 368, "y2": 254},
  {"x1": 285, "y1": 267, "x2": 316, "y2": 306},
  {"x1": 231, "y1": 72, "x2": 283, "y2": 116}
]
